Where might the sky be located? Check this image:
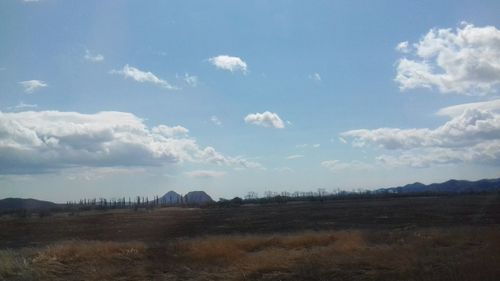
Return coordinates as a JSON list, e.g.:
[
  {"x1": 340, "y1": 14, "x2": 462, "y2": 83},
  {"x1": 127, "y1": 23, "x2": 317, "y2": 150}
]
[{"x1": 1, "y1": 0, "x2": 500, "y2": 202}]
